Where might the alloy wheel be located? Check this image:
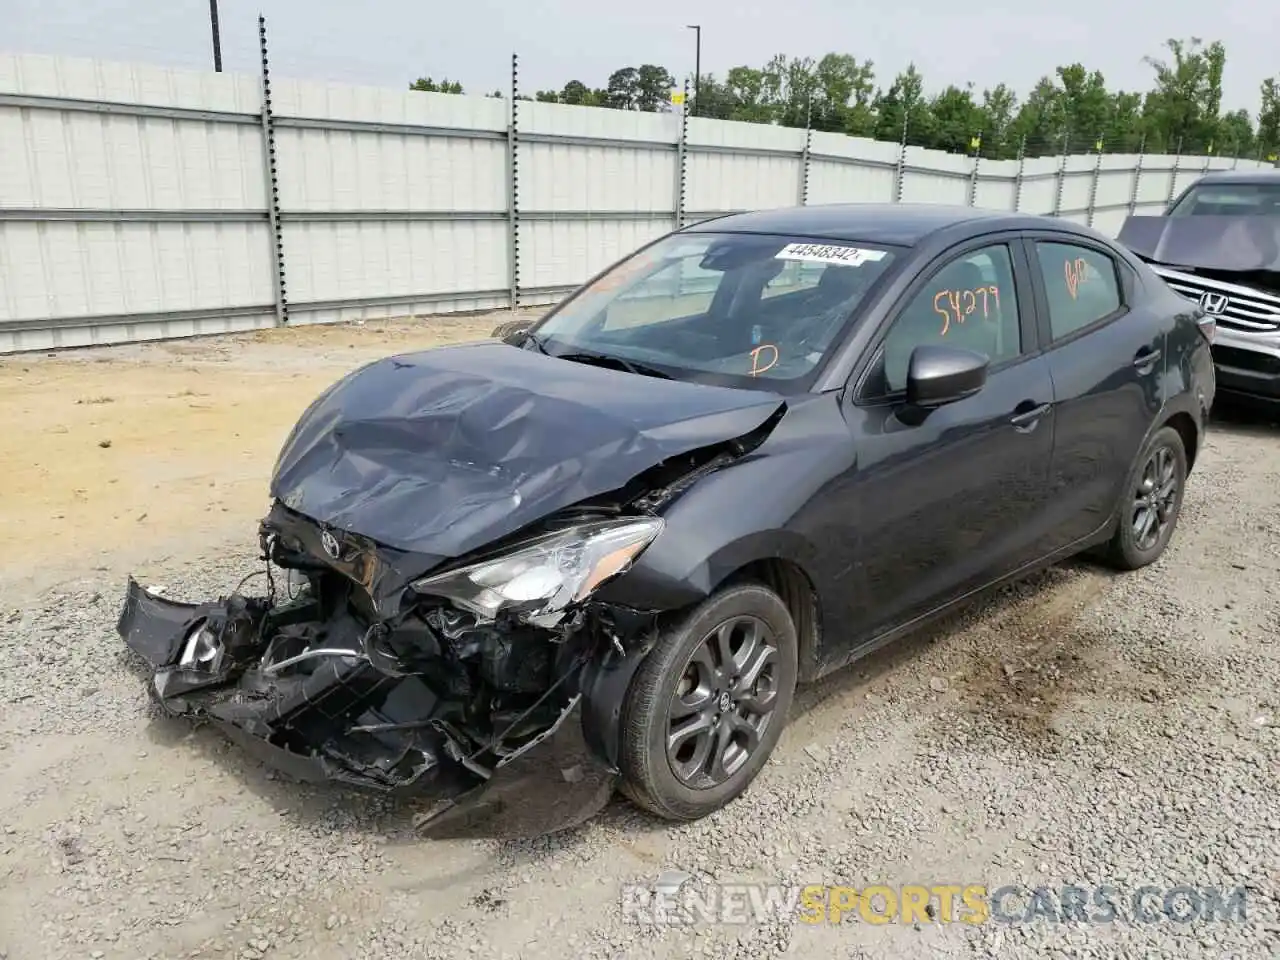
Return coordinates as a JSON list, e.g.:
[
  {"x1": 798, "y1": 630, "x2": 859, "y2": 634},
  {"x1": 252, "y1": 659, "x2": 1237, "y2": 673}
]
[
  {"x1": 665, "y1": 615, "x2": 780, "y2": 789},
  {"x1": 1132, "y1": 443, "x2": 1179, "y2": 552}
]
